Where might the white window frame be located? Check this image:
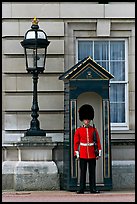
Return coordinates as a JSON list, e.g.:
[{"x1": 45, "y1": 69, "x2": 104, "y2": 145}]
[{"x1": 76, "y1": 38, "x2": 129, "y2": 130}]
